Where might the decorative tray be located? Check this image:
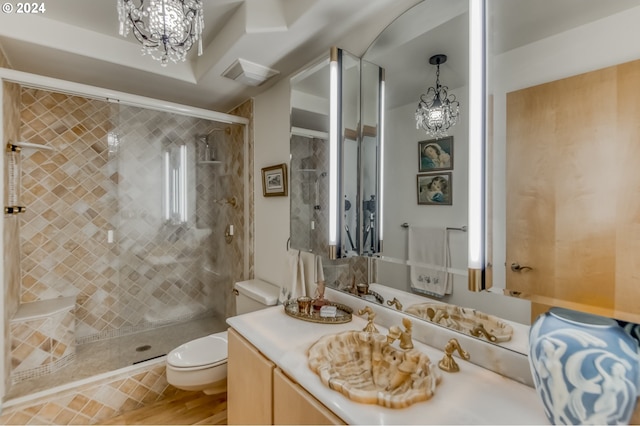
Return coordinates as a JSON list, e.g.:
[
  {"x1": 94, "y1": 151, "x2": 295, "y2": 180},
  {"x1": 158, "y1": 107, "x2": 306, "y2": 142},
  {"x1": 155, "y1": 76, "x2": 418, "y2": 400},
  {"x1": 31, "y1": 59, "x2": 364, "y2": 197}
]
[{"x1": 283, "y1": 300, "x2": 353, "y2": 324}]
